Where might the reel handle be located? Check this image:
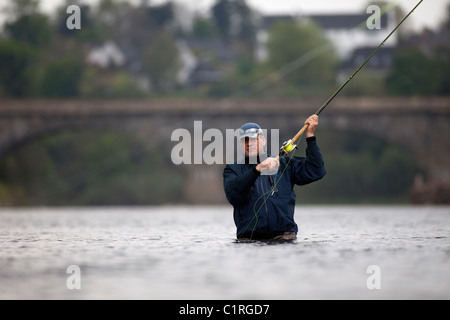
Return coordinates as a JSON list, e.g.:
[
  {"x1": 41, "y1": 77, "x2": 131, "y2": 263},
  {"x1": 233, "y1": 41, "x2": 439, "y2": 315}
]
[{"x1": 277, "y1": 123, "x2": 310, "y2": 159}]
